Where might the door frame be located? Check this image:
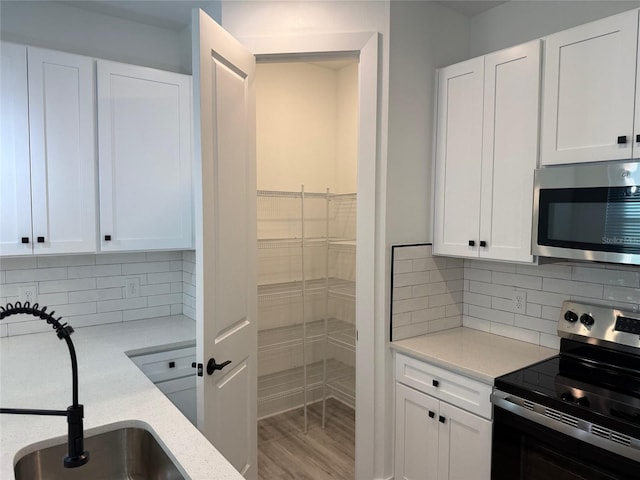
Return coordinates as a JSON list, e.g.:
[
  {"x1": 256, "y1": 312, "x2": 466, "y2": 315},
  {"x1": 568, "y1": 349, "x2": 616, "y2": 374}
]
[{"x1": 237, "y1": 31, "x2": 379, "y2": 479}]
